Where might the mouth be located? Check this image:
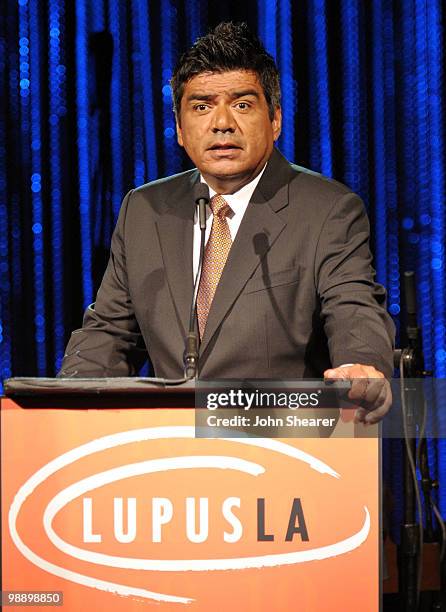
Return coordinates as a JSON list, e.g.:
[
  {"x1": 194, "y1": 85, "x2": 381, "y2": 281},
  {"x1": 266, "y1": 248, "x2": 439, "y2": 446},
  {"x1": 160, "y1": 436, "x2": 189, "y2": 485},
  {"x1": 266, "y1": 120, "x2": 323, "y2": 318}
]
[{"x1": 207, "y1": 143, "x2": 242, "y2": 152}]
